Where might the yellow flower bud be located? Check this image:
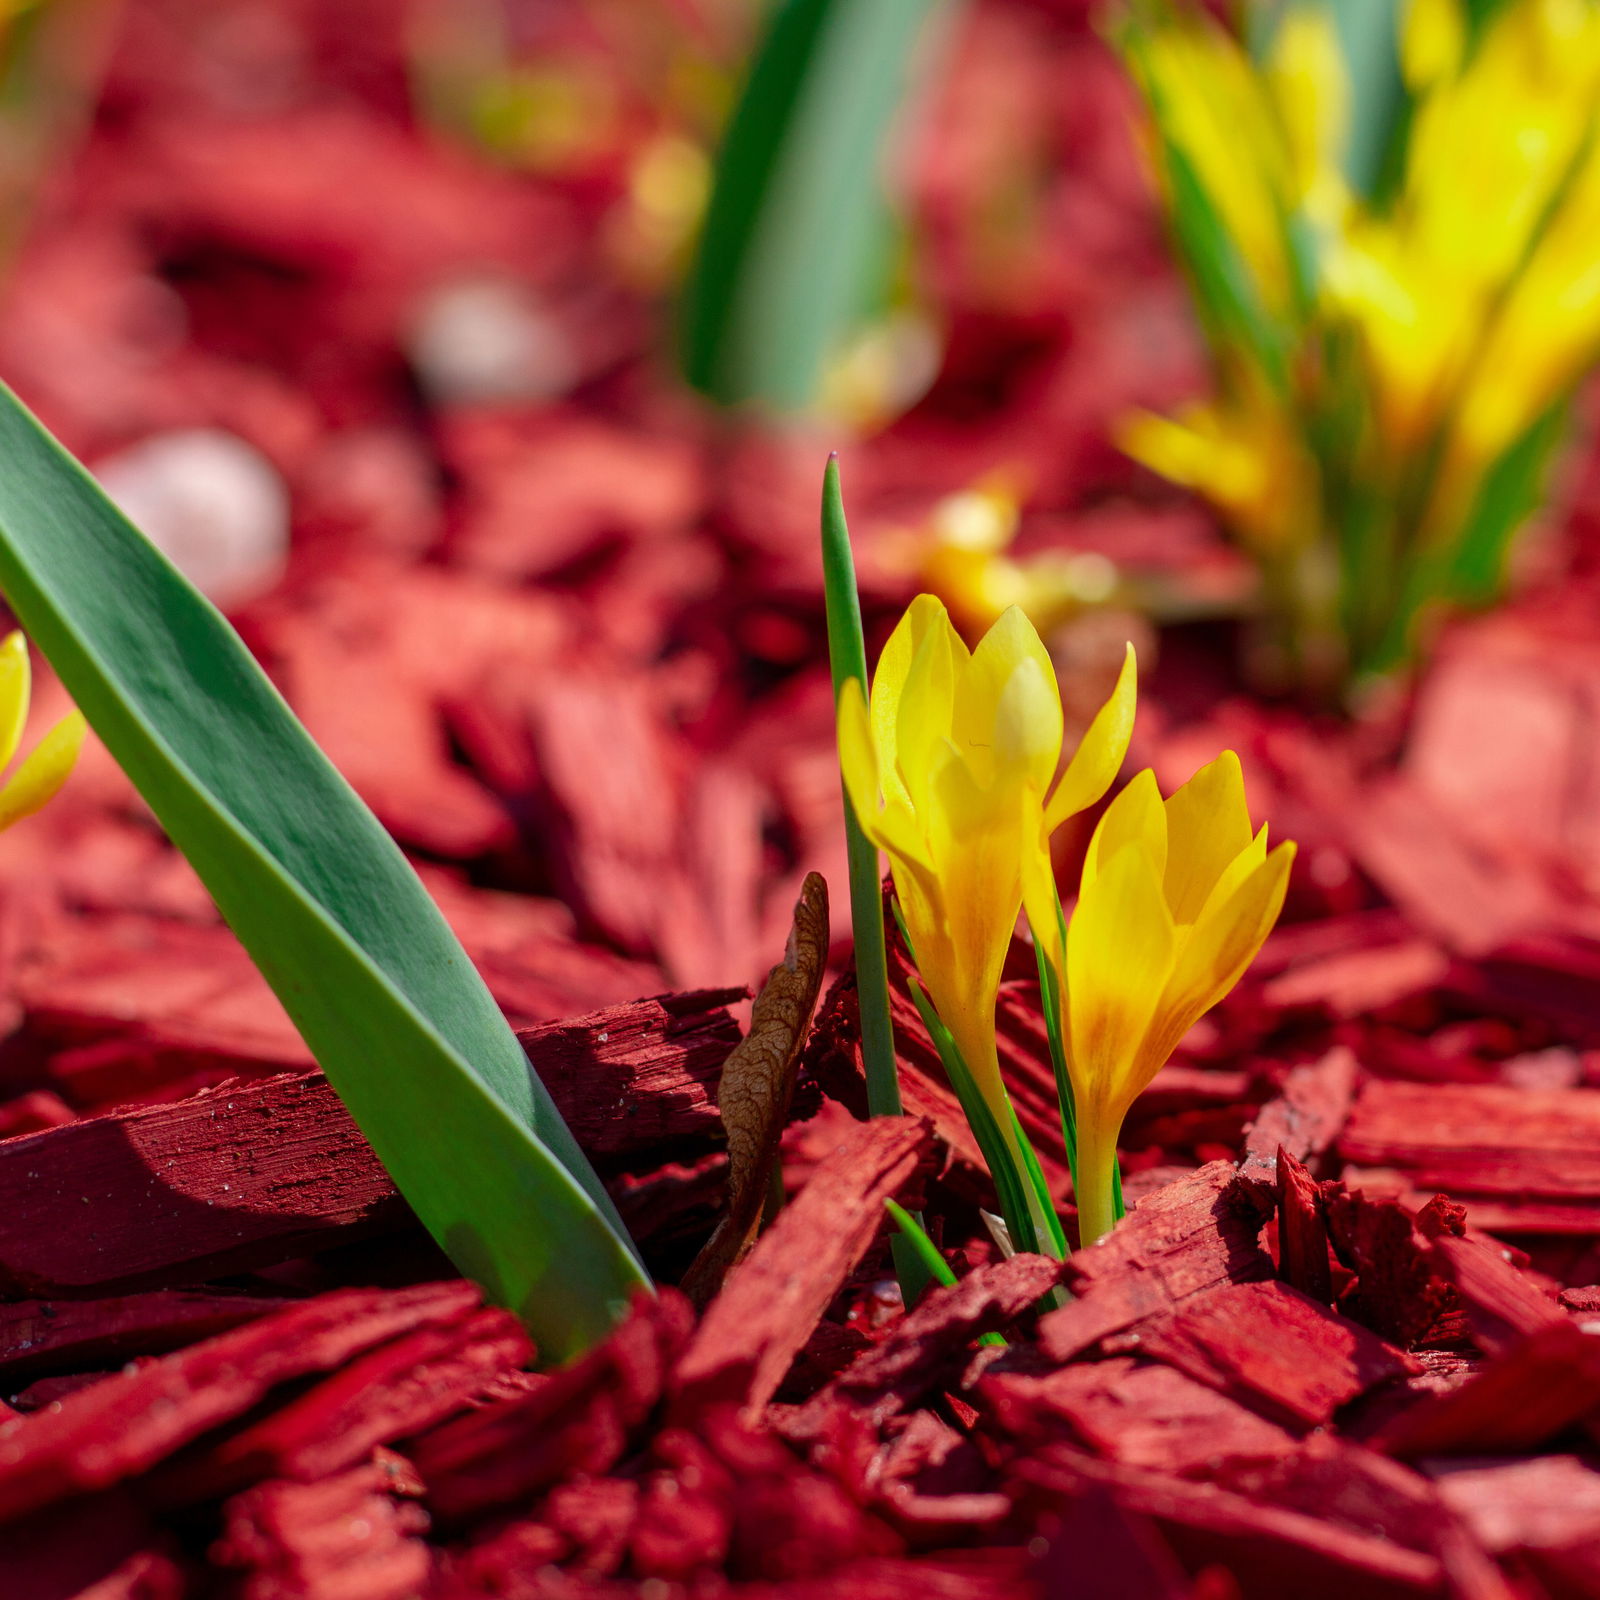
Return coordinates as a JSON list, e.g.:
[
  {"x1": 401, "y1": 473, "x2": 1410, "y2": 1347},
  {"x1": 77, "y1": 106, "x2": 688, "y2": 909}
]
[{"x1": 0, "y1": 631, "x2": 83, "y2": 832}]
